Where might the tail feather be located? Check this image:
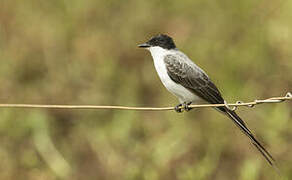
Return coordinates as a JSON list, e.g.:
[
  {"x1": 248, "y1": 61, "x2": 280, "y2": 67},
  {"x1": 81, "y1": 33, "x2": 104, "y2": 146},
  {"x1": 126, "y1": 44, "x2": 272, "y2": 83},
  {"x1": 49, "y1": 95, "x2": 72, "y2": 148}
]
[{"x1": 222, "y1": 108, "x2": 279, "y2": 172}]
